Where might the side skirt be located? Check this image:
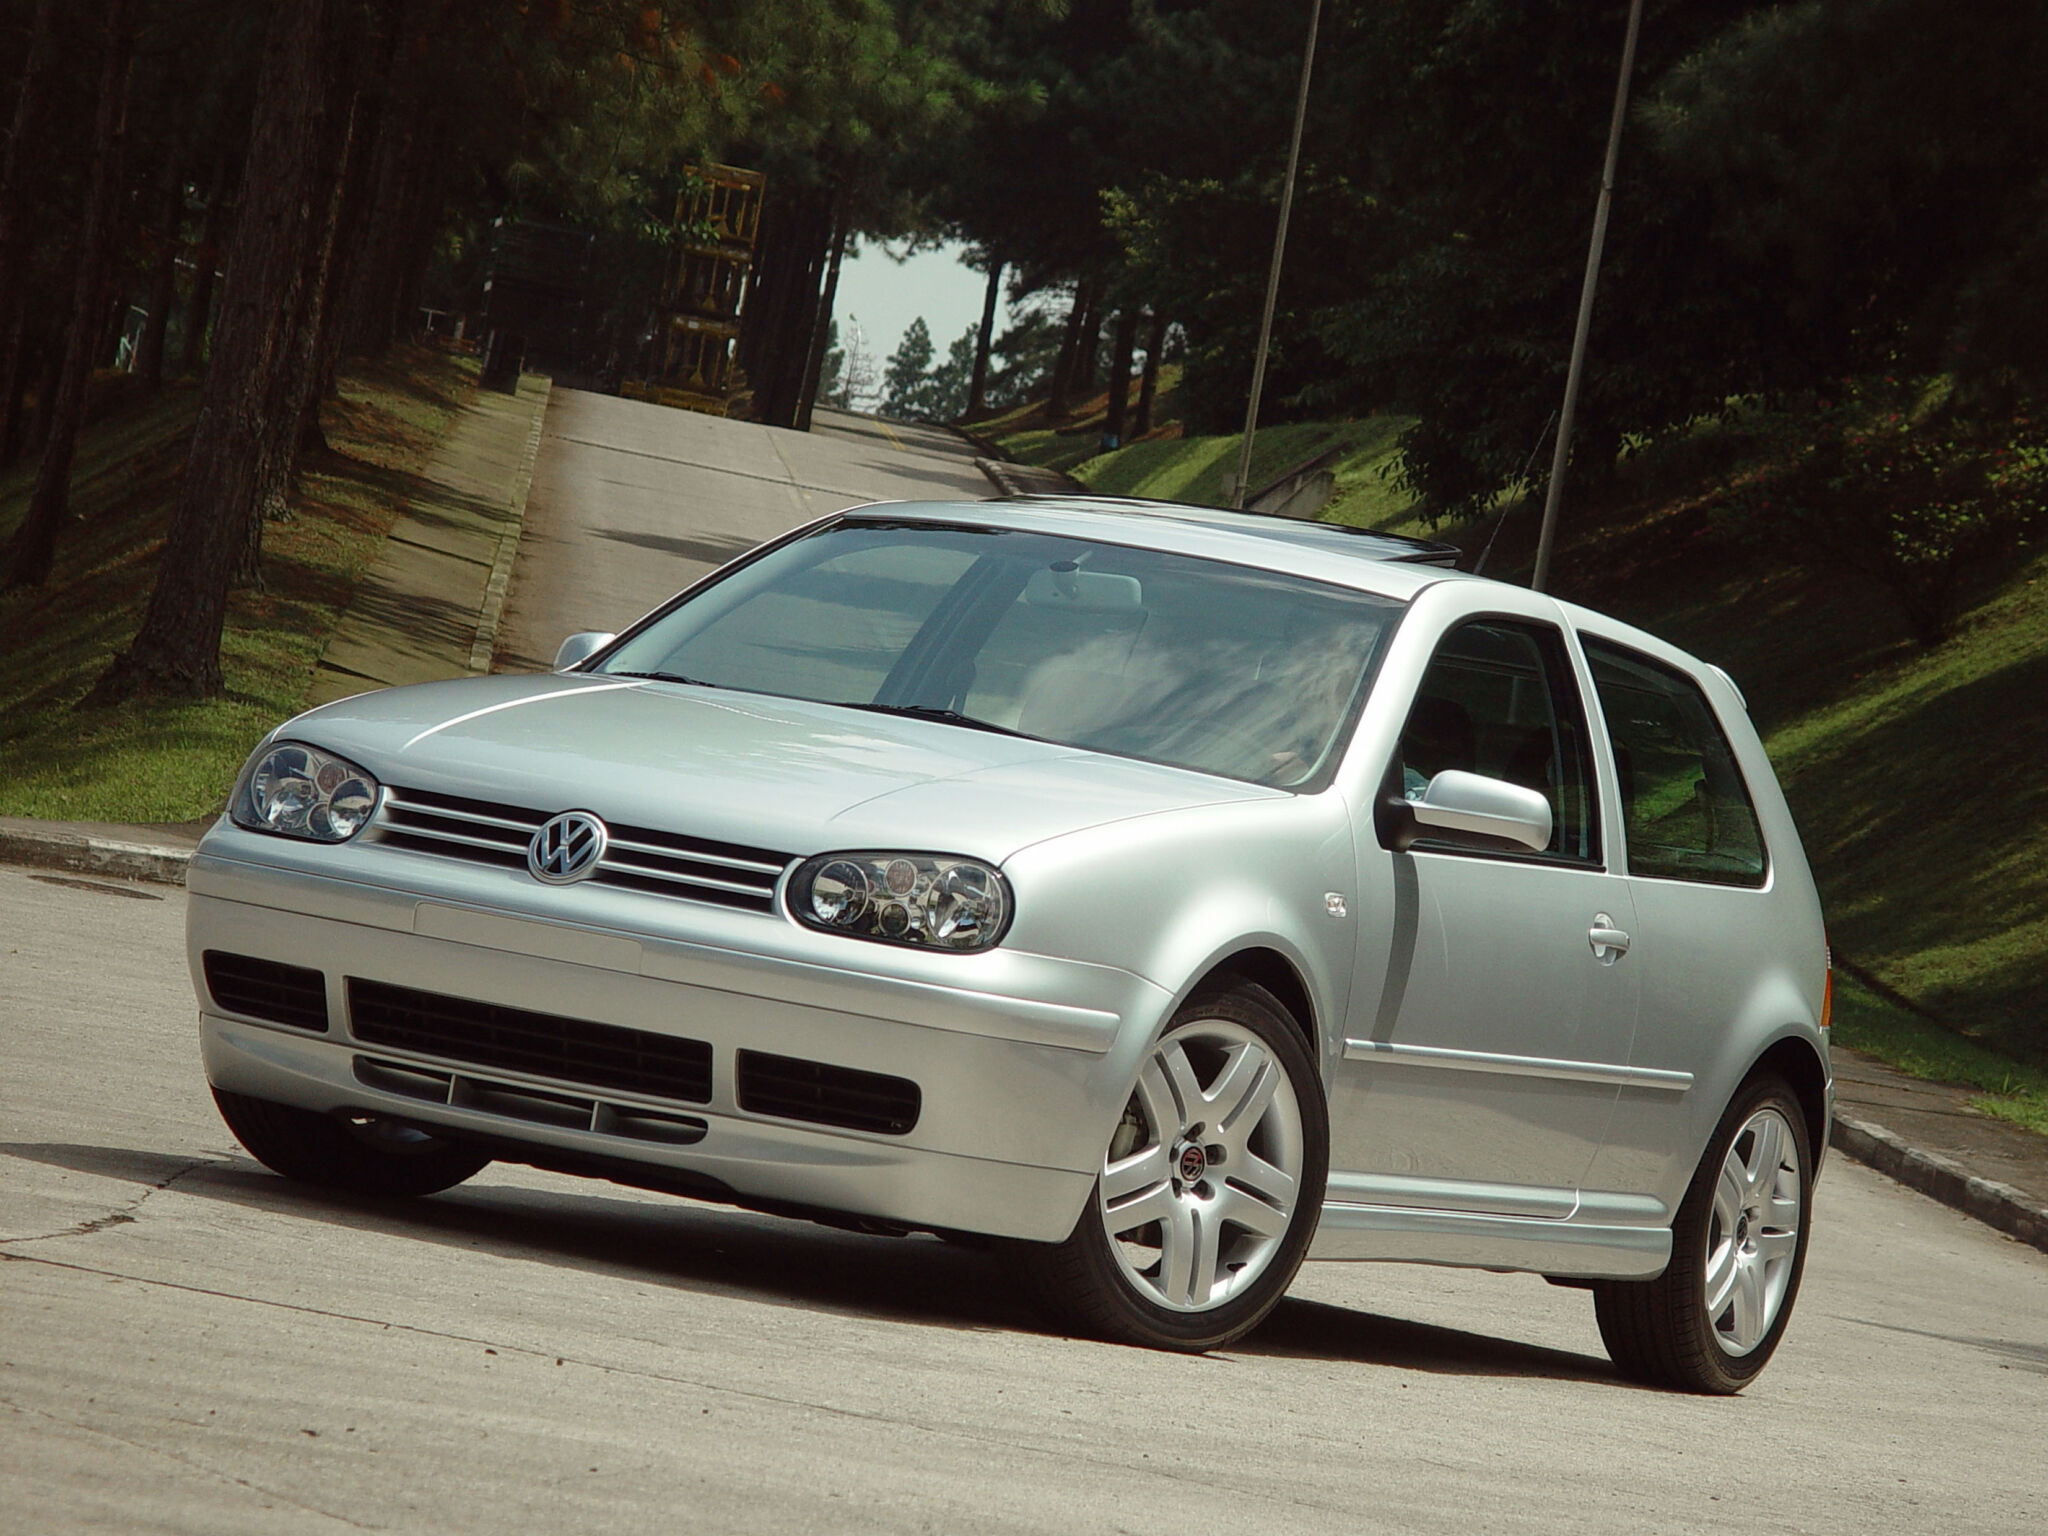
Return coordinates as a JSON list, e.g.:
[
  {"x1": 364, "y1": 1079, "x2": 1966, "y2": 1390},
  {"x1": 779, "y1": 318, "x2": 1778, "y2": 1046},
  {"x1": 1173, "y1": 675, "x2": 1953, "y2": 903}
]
[{"x1": 1307, "y1": 1201, "x2": 1671, "y2": 1279}]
